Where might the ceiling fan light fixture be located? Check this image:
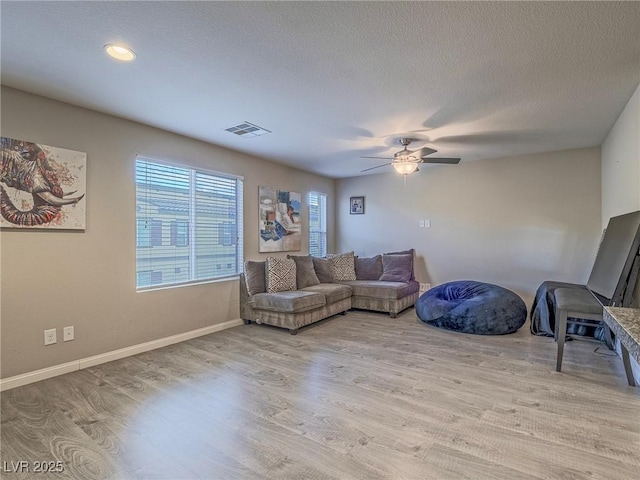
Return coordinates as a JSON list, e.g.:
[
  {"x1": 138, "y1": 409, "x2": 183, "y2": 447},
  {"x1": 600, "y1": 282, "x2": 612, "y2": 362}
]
[
  {"x1": 360, "y1": 137, "x2": 458, "y2": 176},
  {"x1": 392, "y1": 161, "x2": 419, "y2": 175}
]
